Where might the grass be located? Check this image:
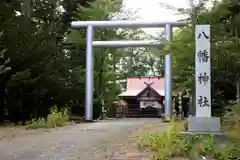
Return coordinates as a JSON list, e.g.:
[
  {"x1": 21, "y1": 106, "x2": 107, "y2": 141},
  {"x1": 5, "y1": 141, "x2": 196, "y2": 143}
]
[
  {"x1": 26, "y1": 107, "x2": 69, "y2": 129},
  {"x1": 0, "y1": 107, "x2": 70, "y2": 140},
  {"x1": 136, "y1": 119, "x2": 239, "y2": 160}
]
